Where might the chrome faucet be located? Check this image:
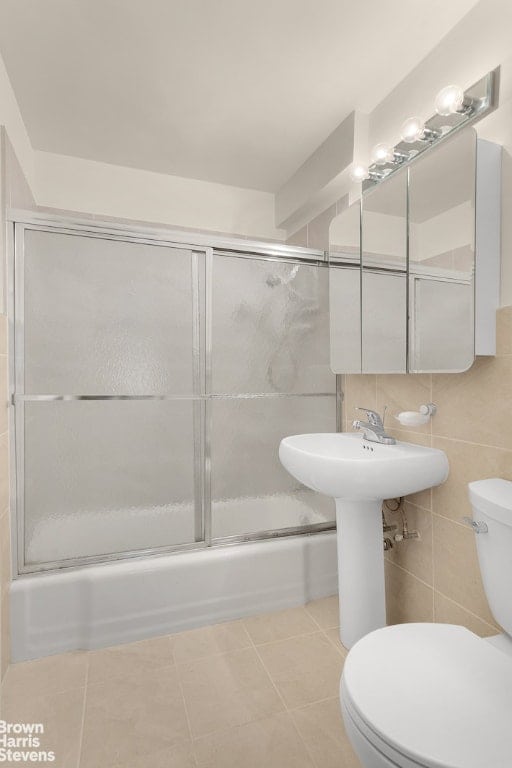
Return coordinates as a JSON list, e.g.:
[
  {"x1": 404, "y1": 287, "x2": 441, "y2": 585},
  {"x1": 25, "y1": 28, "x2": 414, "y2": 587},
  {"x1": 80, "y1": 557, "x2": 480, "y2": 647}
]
[{"x1": 352, "y1": 407, "x2": 396, "y2": 445}]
